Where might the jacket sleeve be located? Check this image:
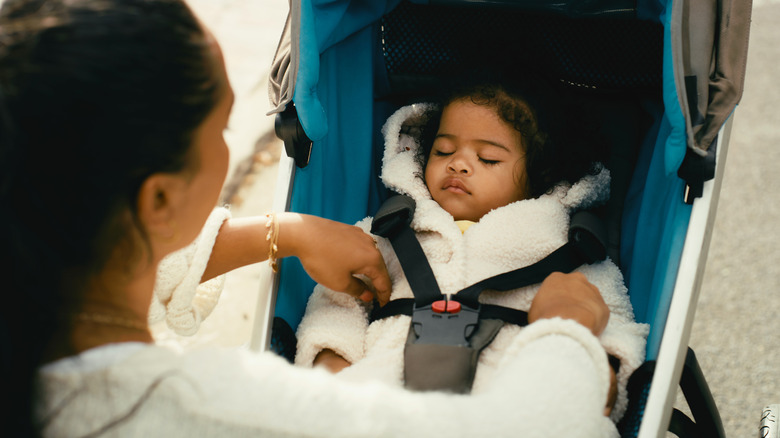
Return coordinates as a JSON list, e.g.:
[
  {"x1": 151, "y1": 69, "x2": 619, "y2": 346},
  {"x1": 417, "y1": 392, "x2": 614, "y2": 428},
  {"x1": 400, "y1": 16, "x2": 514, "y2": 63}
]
[
  {"x1": 40, "y1": 321, "x2": 617, "y2": 437},
  {"x1": 294, "y1": 217, "x2": 377, "y2": 367},
  {"x1": 148, "y1": 207, "x2": 232, "y2": 336},
  {"x1": 580, "y1": 260, "x2": 650, "y2": 422}
]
